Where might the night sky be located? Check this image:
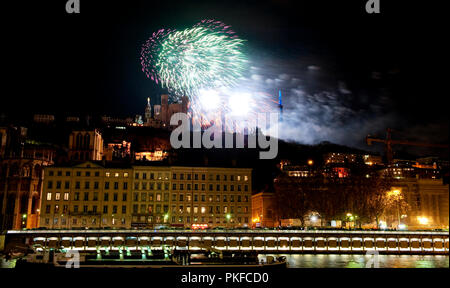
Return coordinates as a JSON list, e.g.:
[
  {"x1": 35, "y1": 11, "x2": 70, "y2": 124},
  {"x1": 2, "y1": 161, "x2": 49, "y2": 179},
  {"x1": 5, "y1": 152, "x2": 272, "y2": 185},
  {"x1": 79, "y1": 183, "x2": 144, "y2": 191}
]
[{"x1": 3, "y1": 0, "x2": 447, "y2": 152}]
